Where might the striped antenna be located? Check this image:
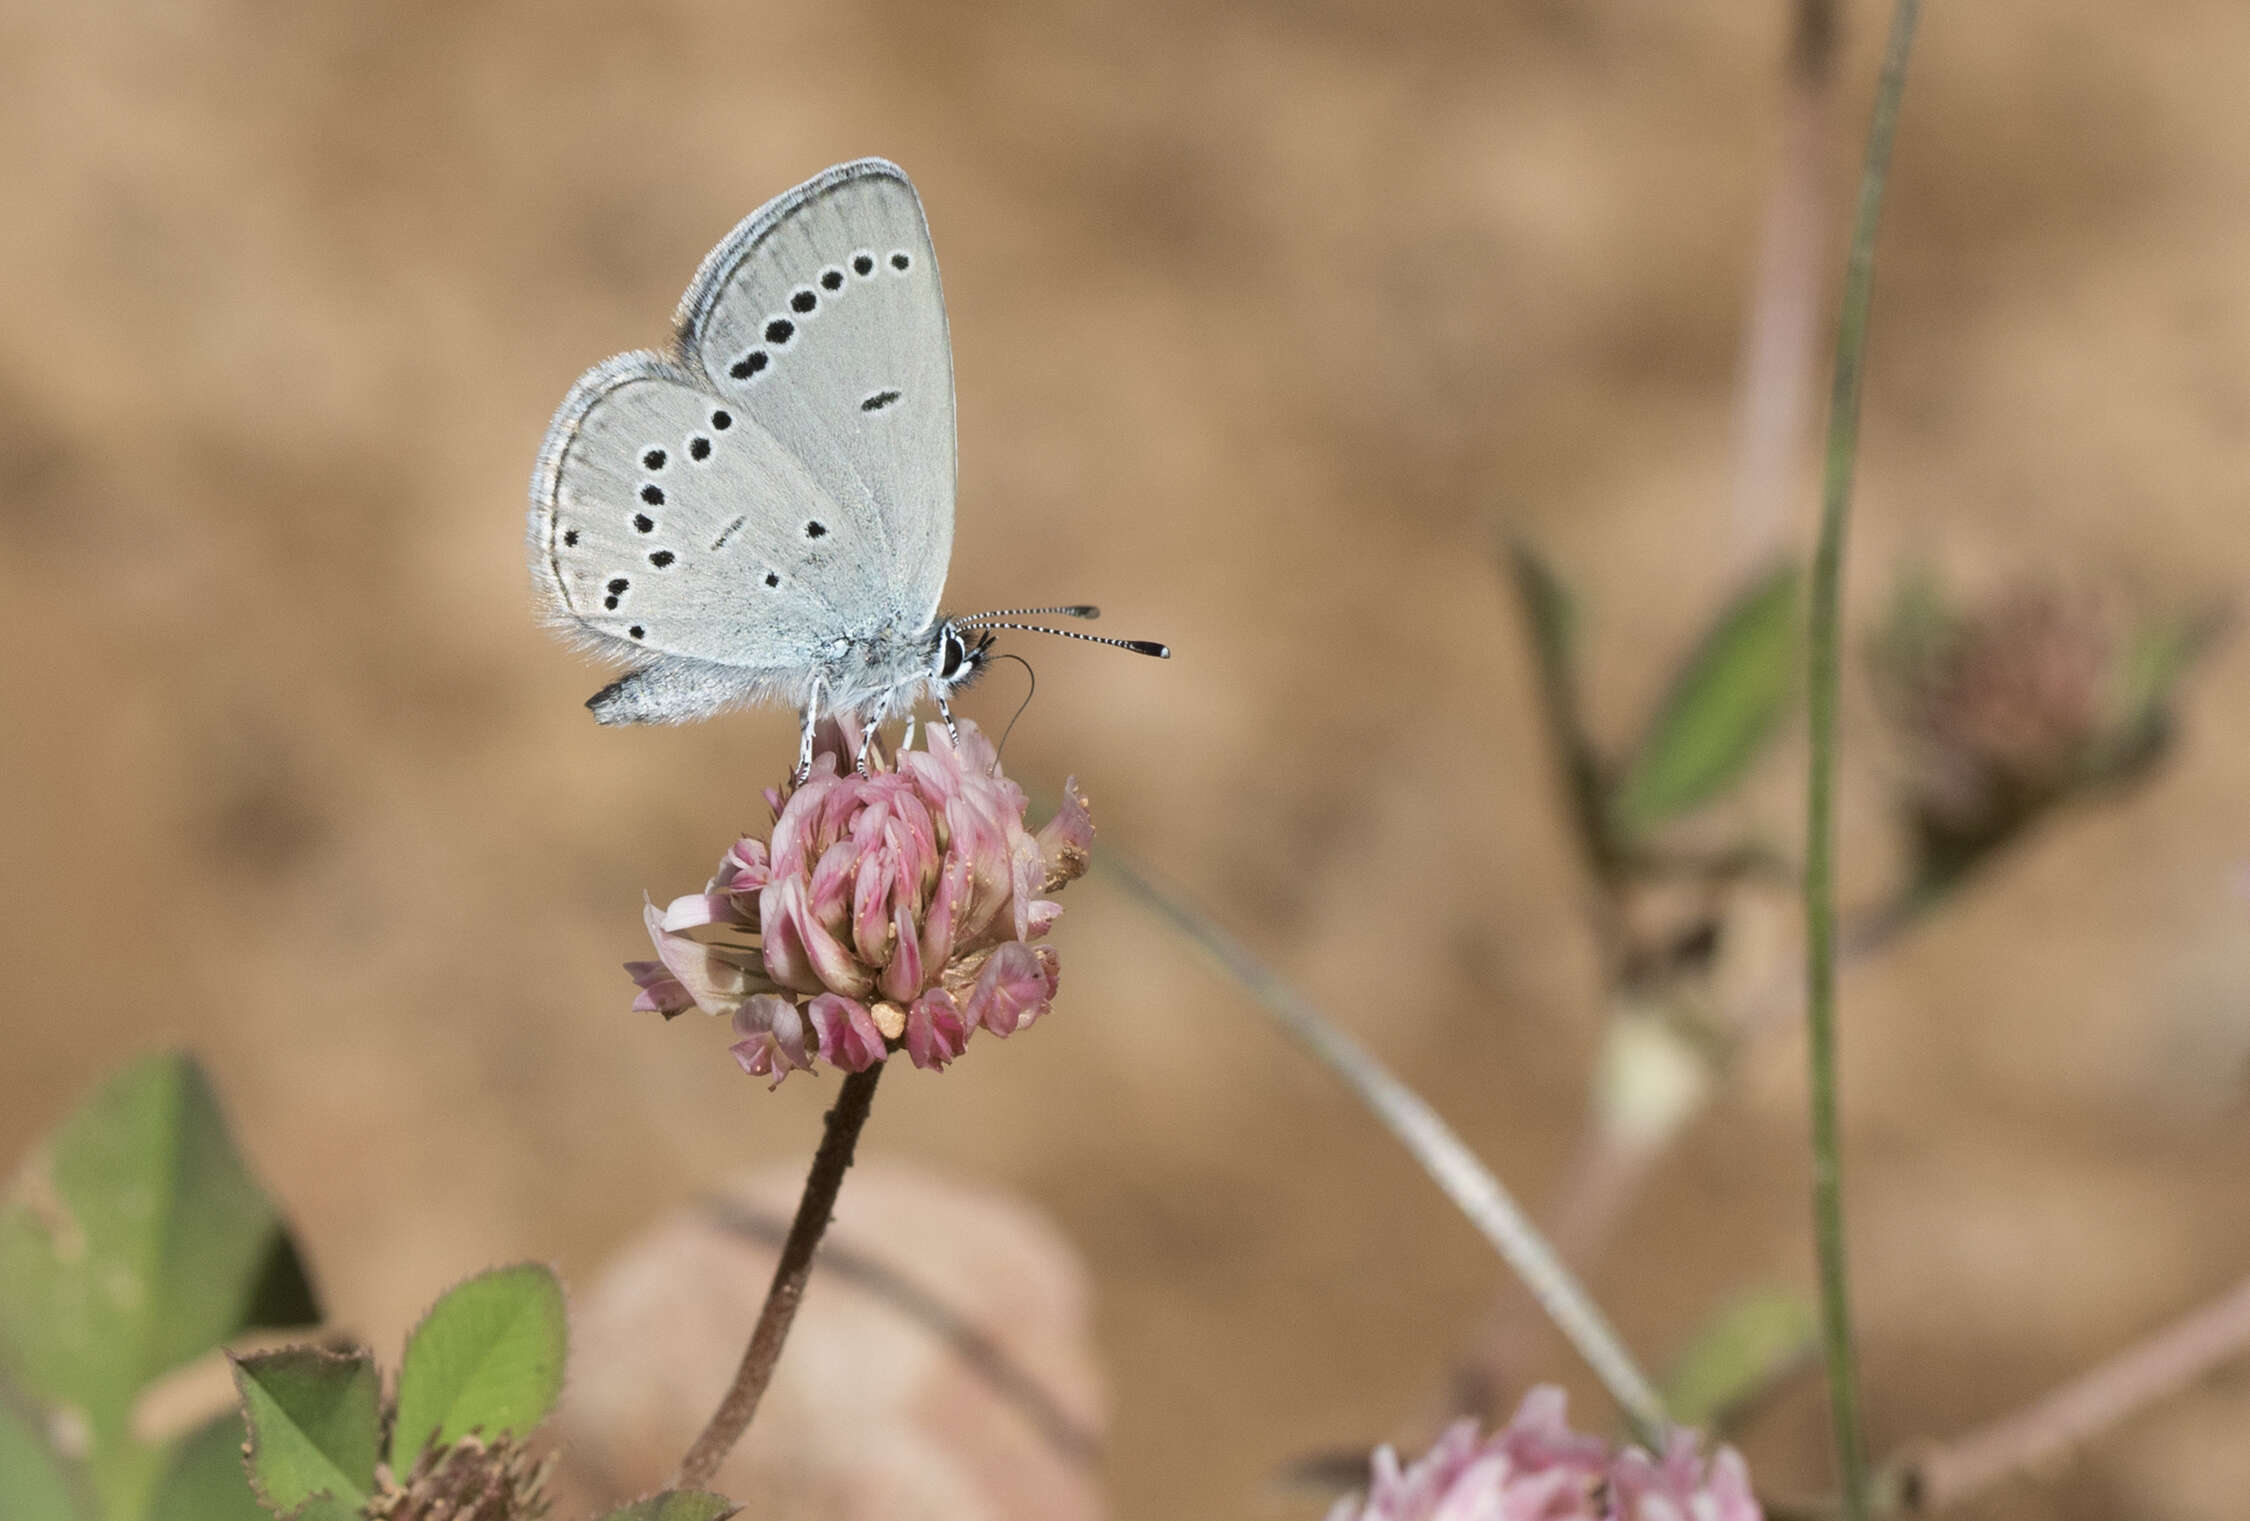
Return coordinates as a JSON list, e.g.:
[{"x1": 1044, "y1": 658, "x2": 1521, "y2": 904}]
[
  {"x1": 971, "y1": 622, "x2": 1169, "y2": 658},
  {"x1": 957, "y1": 605, "x2": 1101, "y2": 624}
]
